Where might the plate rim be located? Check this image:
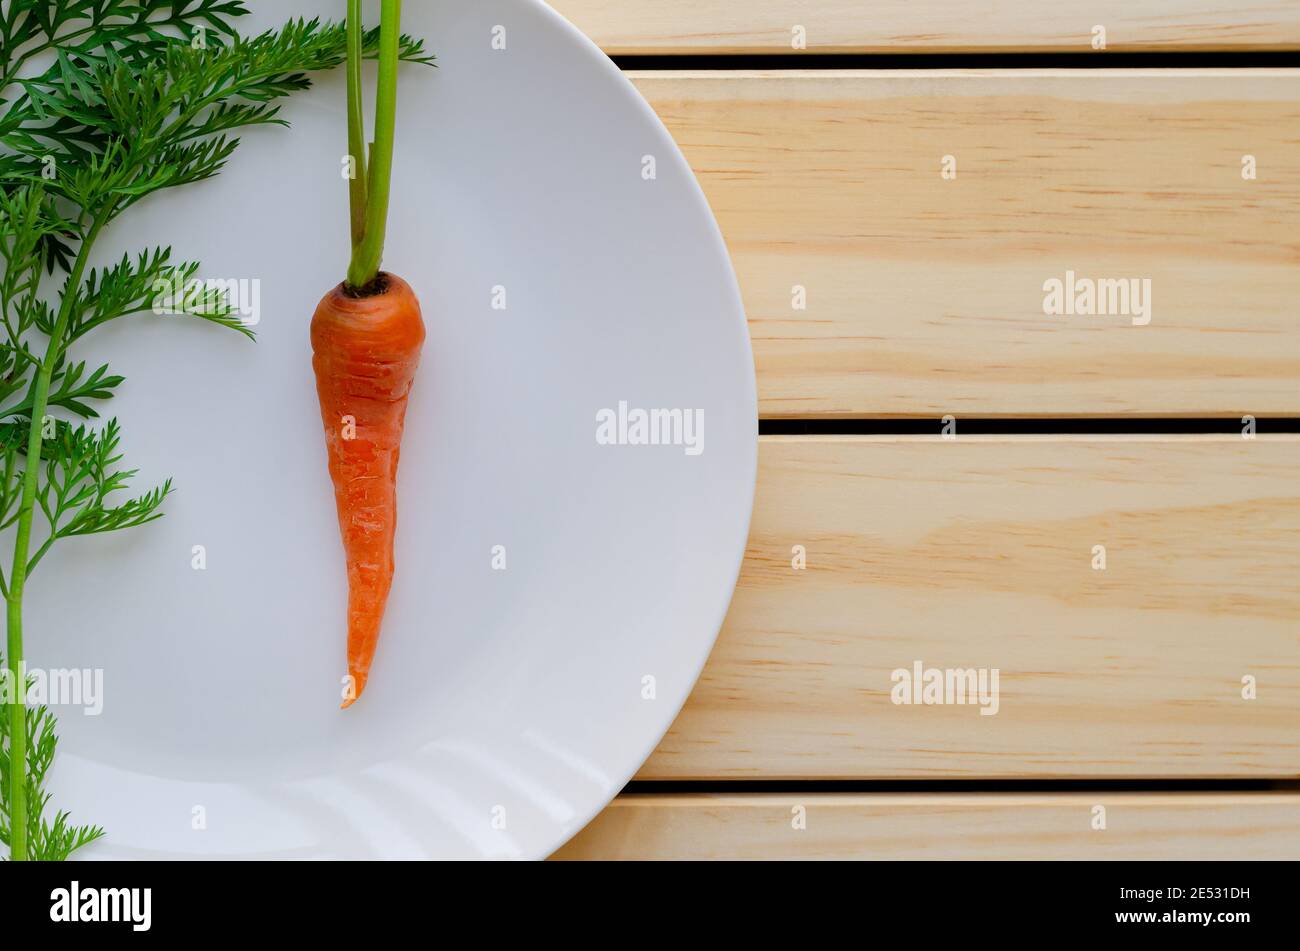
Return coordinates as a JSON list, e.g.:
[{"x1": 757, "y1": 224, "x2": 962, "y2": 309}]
[{"x1": 525, "y1": 0, "x2": 757, "y2": 859}]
